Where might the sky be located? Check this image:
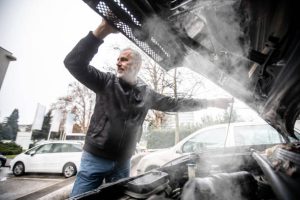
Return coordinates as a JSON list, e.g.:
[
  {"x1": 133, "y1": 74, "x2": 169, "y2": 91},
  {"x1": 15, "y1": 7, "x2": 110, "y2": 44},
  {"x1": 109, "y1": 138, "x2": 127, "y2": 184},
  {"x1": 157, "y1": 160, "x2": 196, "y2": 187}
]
[
  {"x1": 0, "y1": 0, "x2": 261, "y2": 125},
  {"x1": 0, "y1": 0, "x2": 133, "y2": 124}
]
